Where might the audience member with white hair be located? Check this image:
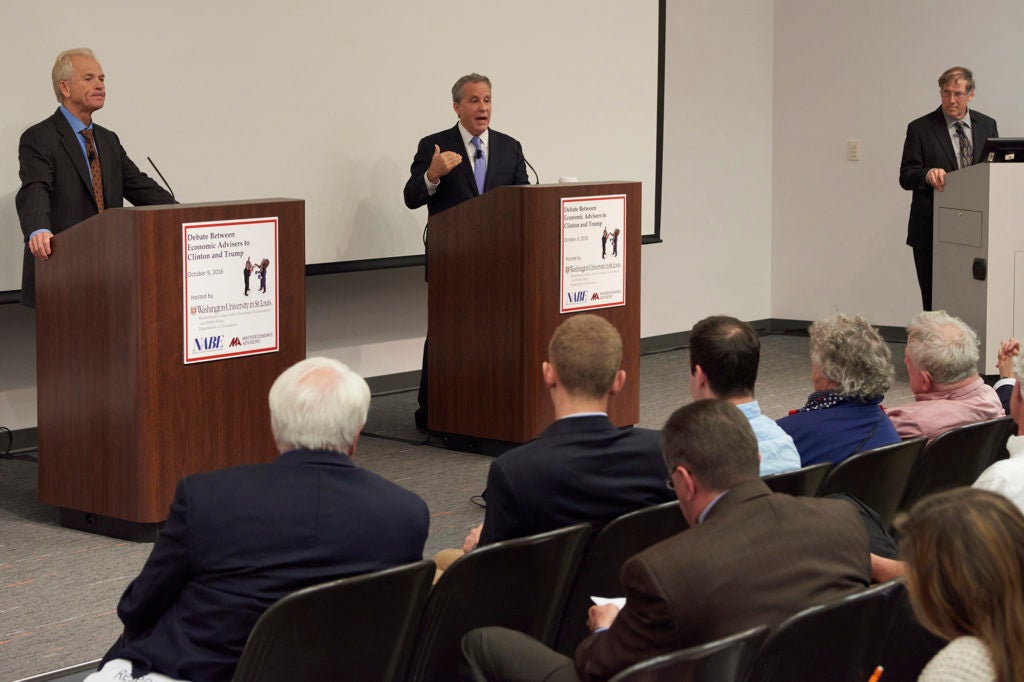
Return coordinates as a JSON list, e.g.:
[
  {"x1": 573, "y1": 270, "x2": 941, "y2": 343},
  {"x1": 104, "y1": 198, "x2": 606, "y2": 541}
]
[
  {"x1": 87, "y1": 357, "x2": 429, "y2": 682},
  {"x1": 886, "y1": 310, "x2": 1003, "y2": 440}
]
